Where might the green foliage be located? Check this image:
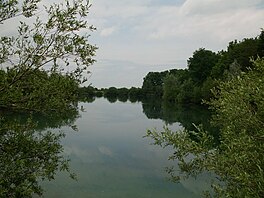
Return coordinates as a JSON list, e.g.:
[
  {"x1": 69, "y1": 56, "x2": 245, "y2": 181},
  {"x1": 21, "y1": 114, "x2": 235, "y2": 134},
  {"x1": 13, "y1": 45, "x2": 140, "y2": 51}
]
[
  {"x1": 78, "y1": 86, "x2": 143, "y2": 103},
  {"x1": 211, "y1": 38, "x2": 259, "y2": 79},
  {"x1": 0, "y1": 0, "x2": 97, "y2": 113},
  {"x1": 161, "y1": 32, "x2": 264, "y2": 105},
  {"x1": 128, "y1": 87, "x2": 142, "y2": 103},
  {"x1": 0, "y1": 0, "x2": 40, "y2": 23},
  {"x1": 103, "y1": 87, "x2": 138, "y2": 103},
  {"x1": 0, "y1": 0, "x2": 96, "y2": 196},
  {"x1": 102, "y1": 87, "x2": 130, "y2": 102},
  {"x1": 188, "y1": 48, "x2": 220, "y2": 85},
  {"x1": 162, "y1": 48, "x2": 222, "y2": 104},
  {"x1": 142, "y1": 71, "x2": 168, "y2": 98},
  {"x1": 257, "y1": 30, "x2": 264, "y2": 57},
  {"x1": 163, "y1": 69, "x2": 189, "y2": 103},
  {"x1": 78, "y1": 86, "x2": 103, "y2": 102},
  {"x1": 162, "y1": 49, "x2": 218, "y2": 104},
  {"x1": 103, "y1": 87, "x2": 118, "y2": 98},
  {"x1": 145, "y1": 58, "x2": 264, "y2": 197},
  {"x1": 162, "y1": 69, "x2": 202, "y2": 104},
  {"x1": 200, "y1": 77, "x2": 217, "y2": 101},
  {"x1": 0, "y1": 69, "x2": 79, "y2": 112}
]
